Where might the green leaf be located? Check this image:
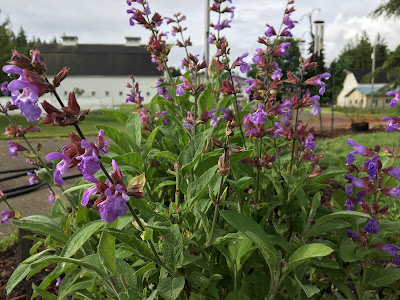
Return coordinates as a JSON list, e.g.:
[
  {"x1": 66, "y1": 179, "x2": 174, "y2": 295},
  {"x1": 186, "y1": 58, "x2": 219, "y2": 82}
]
[
  {"x1": 62, "y1": 183, "x2": 94, "y2": 195},
  {"x1": 61, "y1": 220, "x2": 104, "y2": 258},
  {"x1": 163, "y1": 224, "x2": 184, "y2": 269},
  {"x1": 178, "y1": 129, "x2": 211, "y2": 173},
  {"x1": 113, "y1": 152, "x2": 143, "y2": 172},
  {"x1": 310, "y1": 170, "x2": 344, "y2": 184},
  {"x1": 282, "y1": 243, "x2": 334, "y2": 274},
  {"x1": 145, "y1": 126, "x2": 159, "y2": 156},
  {"x1": 153, "y1": 151, "x2": 178, "y2": 163},
  {"x1": 306, "y1": 219, "x2": 350, "y2": 238},
  {"x1": 366, "y1": 266, "x2": 400, "y2": 287},
  {"x1": 102, "y1": 228, "x2": 155, "y2": 261},
  {"x1": 315, "y1": 211, "x2": 371, "y2": 226},
  {"x1": 198, "y1": 86, "x2": 213, "y2": 113},
  {"x1": 32, "y1": 283, "x2": 57, "y2": 300},
  {"x1": 12, "y1": 217, "x2": 68, "y2": 244},
  {"x1": 36, "y1": 167, "x2": 54, "y2": 185},
  {"x1": 187, "y1": 165, "x2": 218, "y2": 206},
  {"x1": 99, "y1": 224, "x2": 116, "y2": 275},
  {"x1": 339, "y1": 239, "x2": 369, "y2": 262},
  {"x1": 126, "y1": 113, "x2": 142, "y2": 152},
  {"x1": 220, "y1": 210, "x2": 277, "y2": 274},
  {"x1": 6, "y1": 250, "x2": 51, "y2": 294},
  {"x1": 158, "y1": 276, "x2": 185, "y2": 300},
  {"x1": 266, "y1": 174, "x2": 285, "y2": 201},
  {"x1": 96, "y1": 125, "x2": 132, "y2": 153},
  {"x1": 294, "y1": 276, "x2": 320, "y2": 298},
  {"x1": 32, "y1": 256, "x2": 107, "y2": 278}
]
